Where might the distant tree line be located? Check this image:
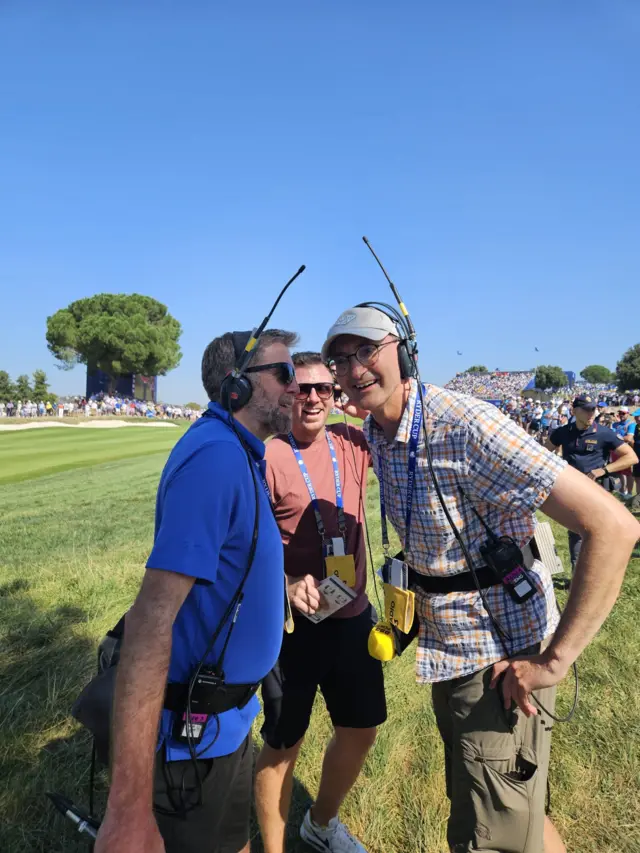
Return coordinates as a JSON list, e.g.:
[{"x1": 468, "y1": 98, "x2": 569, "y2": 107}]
[
  {"x1": 0, "y1": 369, "x2": 57, "y2": 403},
  {"x1": 533, "y1": 344, "x2": 640, "y2": 390}
]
